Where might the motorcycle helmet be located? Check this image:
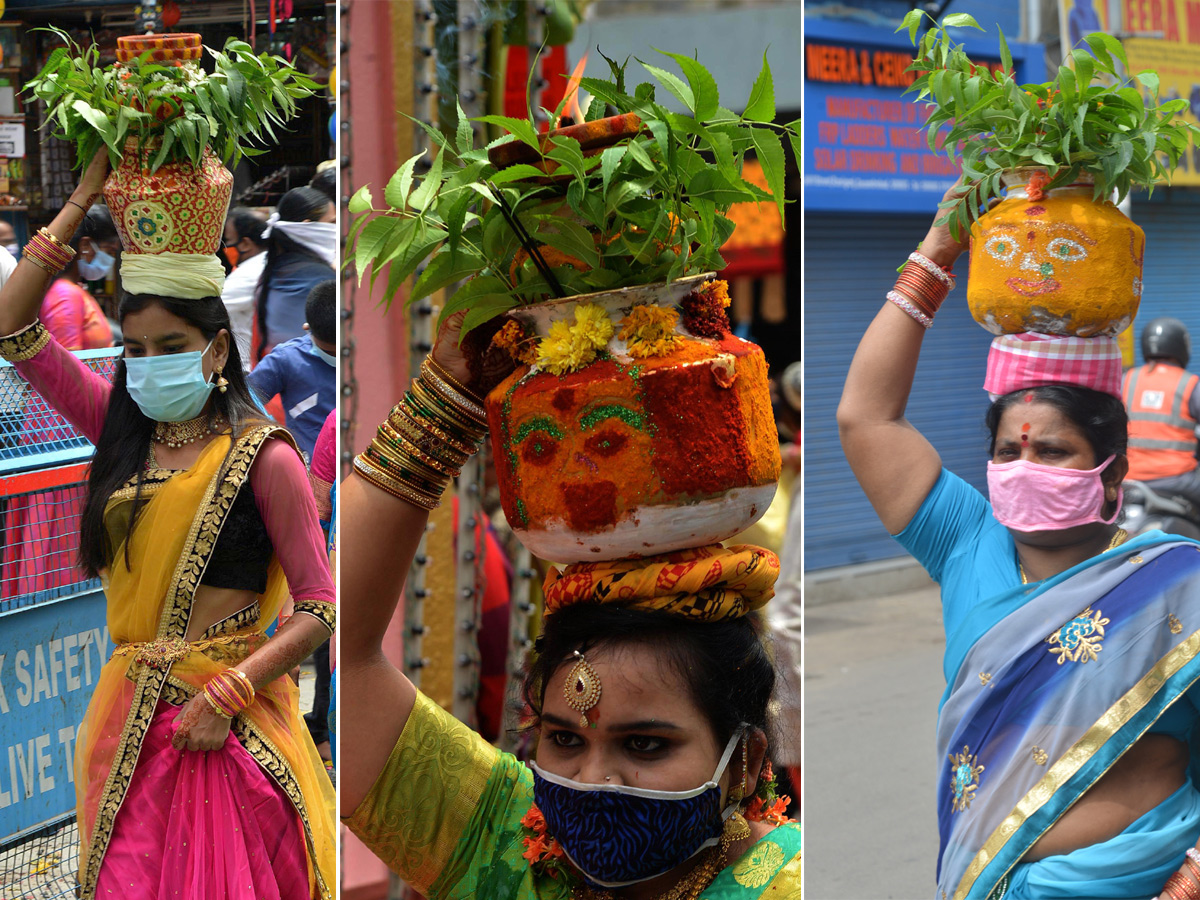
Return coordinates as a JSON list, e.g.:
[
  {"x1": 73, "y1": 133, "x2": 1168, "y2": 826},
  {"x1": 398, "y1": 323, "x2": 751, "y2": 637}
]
[{"x1": 1142, "y1": 317, "x2": 1191, "y2": 368}]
